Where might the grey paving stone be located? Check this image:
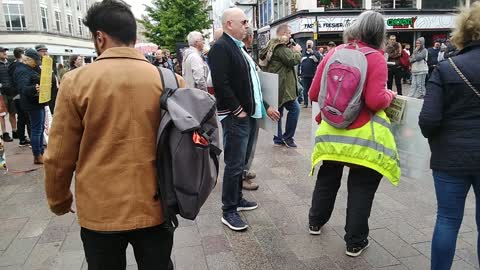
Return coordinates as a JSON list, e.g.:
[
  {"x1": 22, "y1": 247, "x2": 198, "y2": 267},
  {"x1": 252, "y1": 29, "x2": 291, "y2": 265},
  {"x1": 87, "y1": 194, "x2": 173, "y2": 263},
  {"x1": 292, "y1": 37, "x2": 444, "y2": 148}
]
[
  {"x1": 4, "y1": 192, "x2": 45, "y2": 206},
  {"x1": 283, "y1": 234, "x2": 325, "y2": 260},
  {"x1": 60, "y1": 231, "x2": 83, "y2": 252},
  {"x1": 173, "y1": 226, "x2": 201, "y2": 248},
  {"x1": 174, "y1": 246, "x2": 208, "y2": 270},
  {"x1": 0, "y1": 218, "x2": 28, "y2": 233},
  {"x1": 242, "y1": 208, "x2": 276, "y2": 233},
  {"x1": 387, "y1": 221, "x2": 431, "y2": 244},
  {"x1": 377, "y1": 264, "x2": 409, "y2": 270},
  {"x1": 399, "y1": 255, "x2": 430, "y2": 270},
  {"x1": 196, "y1": 214, "x2": 224, "y2": 237},
  {"x1": 0, "y1": 237, "x2": 38, "y2": 266},
  {"x1": 49, "y1": 215, "x2": 75, "y2": 228},
  {"x1": 201, "y1": 234, "x2": 232, "y2": 256},
  {"x1": 370, "y1": 228, "x2": 420, "y2": 258},
  {"x1": 205, "y1": 251, "x2": 240, "y2": 270},
  {"x1": 37, "y1": 225, "x2": 69, "y2": 244},
  {"x1": 126, "y1": 244, "x2": 136, "y2": 266},
  {"x1": 301, "y1": 255, "x2": 342, "y2": 270},
  {"x1": 17, "y1": 218, "x2": 51, "y2": 239},
  {"x1": 362, "y1": 240, "x2": 400, "y2": 268},
  {"x1": 451, "y1": 259, "x2": 479, "y2": 270},
  {"x1": 224, "y1": 229, "x2": 273, "y2": 270},
  {"x1": 0, "y1": 232, "x2": 17, "y2": 251},
  {"x1": 50, "y1": 250, "x2": 84, "y2": 270},
  {"x1": 456, "y1": 248, "x2": 480, "y2": 268},
  {"x1": 23, "y1": 241, "x2": 62, "y2": 270}
]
